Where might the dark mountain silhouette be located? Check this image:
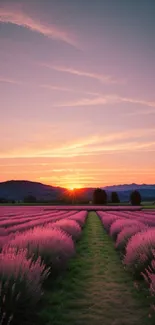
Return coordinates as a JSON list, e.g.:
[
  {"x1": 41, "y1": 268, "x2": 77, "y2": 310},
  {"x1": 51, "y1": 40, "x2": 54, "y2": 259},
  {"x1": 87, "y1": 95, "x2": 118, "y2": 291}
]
[
  {"x1": 0, "y1": 180, "x2": 155, "y2": 202},
  {"x1": 0, "y1": 180, "x2": 66, "y2": 201}
]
